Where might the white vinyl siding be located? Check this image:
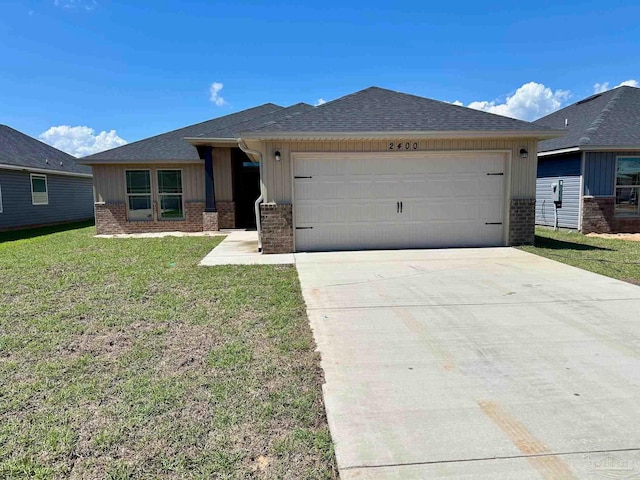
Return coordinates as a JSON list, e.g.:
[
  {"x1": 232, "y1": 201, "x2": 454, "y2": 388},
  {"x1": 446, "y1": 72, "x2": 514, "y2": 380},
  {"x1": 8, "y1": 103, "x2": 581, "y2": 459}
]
[
  {"x1": 30, "y1": 174, "x2": 48, "y2": 205},
  {"x1": 293, "y1": 152, "x2": 508, "y2": 251}
]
